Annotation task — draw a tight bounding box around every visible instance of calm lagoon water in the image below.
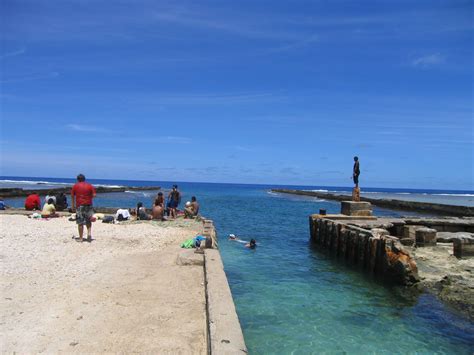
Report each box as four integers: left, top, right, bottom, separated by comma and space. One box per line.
2, 177, 474, 353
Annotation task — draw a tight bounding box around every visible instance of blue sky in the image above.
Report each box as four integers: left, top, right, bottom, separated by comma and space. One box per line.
1, 0, 473, 189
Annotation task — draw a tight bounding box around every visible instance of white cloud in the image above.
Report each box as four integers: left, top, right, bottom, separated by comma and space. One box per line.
66, 124, 103, 132
411, 53, 445, 68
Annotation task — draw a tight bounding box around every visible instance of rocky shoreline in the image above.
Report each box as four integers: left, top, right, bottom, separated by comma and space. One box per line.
272, 188, 474, 217
0, 185, 161, 198
309, 213, 474, 321
409, 244, 474, 320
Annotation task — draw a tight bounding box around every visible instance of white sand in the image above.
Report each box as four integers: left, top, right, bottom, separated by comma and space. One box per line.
0, 214, 207, 353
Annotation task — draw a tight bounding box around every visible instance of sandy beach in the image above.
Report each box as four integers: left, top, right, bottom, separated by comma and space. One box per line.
0, 214, 207, 353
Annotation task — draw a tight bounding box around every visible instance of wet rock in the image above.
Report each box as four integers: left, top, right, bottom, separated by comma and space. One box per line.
382, 239, 419, 285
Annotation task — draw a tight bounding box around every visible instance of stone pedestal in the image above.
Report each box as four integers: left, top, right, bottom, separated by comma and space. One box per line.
352, 187, 360, 202
403, 225, 424, 243
453, 238, 474, 258
341, 201, 372, 216
415, 228, 437, 247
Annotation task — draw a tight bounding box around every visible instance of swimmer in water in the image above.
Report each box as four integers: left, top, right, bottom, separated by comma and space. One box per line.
229, 234, 239, 240
245, 239, 257, 249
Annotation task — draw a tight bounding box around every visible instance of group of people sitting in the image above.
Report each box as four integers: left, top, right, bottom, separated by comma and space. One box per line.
135, 185, 200, 221
21, 184, 200, 221
24, 191, 69, 217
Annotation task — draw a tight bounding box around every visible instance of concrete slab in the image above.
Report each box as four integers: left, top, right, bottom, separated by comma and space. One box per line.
204, 249, 247, 354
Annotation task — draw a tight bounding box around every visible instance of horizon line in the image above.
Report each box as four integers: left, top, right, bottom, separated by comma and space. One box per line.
0, 175, 473, 193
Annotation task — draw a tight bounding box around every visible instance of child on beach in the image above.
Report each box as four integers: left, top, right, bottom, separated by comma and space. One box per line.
44, 191, 56, 207
41, 198, 59, 218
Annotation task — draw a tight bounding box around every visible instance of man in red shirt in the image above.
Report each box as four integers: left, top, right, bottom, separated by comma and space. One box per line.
25, 194, 41, 210
71, 174, 96, 242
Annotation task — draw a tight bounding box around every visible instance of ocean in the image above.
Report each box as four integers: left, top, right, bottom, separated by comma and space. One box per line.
1, 176, 474, 353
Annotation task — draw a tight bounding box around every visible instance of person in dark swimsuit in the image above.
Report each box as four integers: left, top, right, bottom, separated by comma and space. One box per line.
353, 156, 360, 188
167, 185, 181, 219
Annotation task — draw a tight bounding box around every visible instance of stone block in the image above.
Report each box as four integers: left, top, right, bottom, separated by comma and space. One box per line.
403, 225, 424, 240
437, 232, 474, 243
352, 187, 360, 202
415, 228, 437, 247
341, 201, 372, 216
453, 238, 474, 258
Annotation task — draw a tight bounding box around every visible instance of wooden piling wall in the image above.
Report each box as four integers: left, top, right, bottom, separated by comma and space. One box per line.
310, 215, 419, 285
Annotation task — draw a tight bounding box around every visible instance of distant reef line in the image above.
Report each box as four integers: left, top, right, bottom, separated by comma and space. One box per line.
0, 186, 161, 198
271, 189, 474, 217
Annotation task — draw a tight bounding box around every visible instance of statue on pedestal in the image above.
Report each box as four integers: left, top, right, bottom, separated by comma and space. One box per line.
352, 156, 360, 202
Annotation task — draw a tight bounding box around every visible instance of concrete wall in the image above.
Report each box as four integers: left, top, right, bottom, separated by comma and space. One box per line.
204, 249, 247, 354
309, 215, 419, 285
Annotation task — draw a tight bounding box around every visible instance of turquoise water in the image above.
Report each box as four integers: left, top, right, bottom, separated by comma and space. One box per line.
203, 187, 474, 354
2, 177, 474, 353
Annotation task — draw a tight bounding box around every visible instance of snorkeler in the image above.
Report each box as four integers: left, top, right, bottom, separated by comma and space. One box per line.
229, 234, 257, 249
245, 239, 257, 249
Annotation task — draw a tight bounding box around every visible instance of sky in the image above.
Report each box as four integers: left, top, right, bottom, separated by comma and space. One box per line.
0, 0, 473, 189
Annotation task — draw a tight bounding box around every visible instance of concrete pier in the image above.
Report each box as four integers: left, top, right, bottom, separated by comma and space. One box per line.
309, 214, 420, 285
